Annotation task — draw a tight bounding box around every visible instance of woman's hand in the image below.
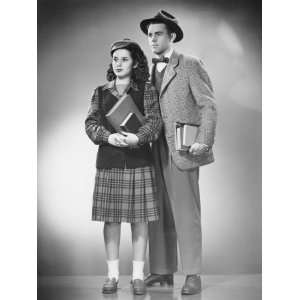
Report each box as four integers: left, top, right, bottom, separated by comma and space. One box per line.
121, 132, 139, 147
108, 133, 128, 147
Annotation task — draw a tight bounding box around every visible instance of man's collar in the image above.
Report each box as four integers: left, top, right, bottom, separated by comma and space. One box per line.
154, 47, 174, 60
103, 79, 139, 91
163, 47, 174, 59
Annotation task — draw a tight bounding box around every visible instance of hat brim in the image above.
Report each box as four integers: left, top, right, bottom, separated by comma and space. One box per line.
140, 17, 183, 43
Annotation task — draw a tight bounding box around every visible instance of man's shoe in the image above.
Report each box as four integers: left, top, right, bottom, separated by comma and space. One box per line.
102, 277, 118, 294
181, 274, 202, 295
144, 273, 174, 287
132, 279, 146, 295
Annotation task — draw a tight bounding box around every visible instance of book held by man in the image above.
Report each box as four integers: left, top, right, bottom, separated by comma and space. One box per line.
175, 122, 199, 151
105, 93, 145, 132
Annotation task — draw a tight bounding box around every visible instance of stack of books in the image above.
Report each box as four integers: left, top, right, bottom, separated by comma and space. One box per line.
105, 94, 145, 133
175, 122, 199, 151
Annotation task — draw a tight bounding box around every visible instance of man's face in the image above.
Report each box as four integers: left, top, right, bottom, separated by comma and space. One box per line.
147, 23, 172, 55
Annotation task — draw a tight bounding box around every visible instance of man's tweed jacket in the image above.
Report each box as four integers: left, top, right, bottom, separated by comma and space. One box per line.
152, 50, 217, 170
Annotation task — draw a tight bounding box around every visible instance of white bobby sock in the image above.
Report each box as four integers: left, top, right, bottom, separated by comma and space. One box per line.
107, 259, 119, 280
132, 260, 145, 280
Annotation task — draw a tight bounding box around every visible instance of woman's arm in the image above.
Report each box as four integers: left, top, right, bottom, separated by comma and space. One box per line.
135, 83, 163, 146
85, 87, 112, 145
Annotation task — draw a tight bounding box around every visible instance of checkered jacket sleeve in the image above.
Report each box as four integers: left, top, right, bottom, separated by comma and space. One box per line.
85, 87, 111, 145
136, 82, 163, 146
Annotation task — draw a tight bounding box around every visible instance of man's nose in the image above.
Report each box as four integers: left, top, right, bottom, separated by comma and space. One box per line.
151, 36, 157, 43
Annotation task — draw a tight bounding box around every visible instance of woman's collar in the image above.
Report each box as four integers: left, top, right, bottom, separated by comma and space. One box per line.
103, 79, 139, 91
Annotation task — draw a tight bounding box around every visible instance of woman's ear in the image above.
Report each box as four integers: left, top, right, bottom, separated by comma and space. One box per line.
133, 62, 138, 69
170, 32, 176, 43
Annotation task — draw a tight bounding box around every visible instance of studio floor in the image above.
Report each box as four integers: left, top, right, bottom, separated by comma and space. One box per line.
38, 274, 261, 300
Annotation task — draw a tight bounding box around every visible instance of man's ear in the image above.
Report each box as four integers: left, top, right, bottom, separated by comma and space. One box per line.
170, 32, 177, 43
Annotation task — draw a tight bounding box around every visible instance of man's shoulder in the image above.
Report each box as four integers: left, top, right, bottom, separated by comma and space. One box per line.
176, 52, 214, 91
177, 53, 203, 67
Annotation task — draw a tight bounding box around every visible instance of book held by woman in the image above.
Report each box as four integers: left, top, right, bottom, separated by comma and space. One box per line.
105, 93, 145, 132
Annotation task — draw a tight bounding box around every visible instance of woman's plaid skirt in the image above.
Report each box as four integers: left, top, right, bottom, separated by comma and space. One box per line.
92, 166, 159, 223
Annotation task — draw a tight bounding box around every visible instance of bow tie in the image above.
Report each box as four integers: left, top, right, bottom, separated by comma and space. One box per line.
152, 56, 169, 64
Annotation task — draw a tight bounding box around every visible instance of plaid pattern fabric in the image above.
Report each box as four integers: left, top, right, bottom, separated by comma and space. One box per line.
135, 82, 162, 146
85, 87, 111, 146
92, 166, 159, 223
85, 80, 162, 147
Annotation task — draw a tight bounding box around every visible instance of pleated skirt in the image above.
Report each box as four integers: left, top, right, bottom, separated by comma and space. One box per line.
92, 166, 159, 223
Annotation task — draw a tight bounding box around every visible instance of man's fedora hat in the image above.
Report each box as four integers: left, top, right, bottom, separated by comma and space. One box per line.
140, 10, 183, 43
110, 38, 141, 56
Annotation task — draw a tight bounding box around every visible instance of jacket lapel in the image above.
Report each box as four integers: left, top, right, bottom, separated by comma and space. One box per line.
159, 50, 179, 98
150, 63, 156, 86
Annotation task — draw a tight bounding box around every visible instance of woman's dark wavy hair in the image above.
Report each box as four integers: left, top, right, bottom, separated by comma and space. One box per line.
106, 44, 150, 84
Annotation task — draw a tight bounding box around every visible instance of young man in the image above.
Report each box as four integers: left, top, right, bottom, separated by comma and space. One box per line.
140, 10, 217, 295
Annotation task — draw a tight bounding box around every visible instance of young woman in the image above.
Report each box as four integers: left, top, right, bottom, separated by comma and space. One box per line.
85, 39, 162, 295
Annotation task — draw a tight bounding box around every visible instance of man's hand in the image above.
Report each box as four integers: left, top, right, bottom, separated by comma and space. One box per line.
108, 133, 128, 147
189, 143, 209, 156
121, 132, 139, 147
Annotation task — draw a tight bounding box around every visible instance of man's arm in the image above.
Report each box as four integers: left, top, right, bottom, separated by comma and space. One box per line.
188, 58, 217, 147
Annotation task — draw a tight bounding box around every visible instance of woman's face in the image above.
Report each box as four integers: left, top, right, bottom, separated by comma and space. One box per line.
112, 48, 134, 80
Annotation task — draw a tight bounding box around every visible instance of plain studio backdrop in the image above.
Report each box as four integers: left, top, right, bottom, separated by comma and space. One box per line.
38, 0, 261, 276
